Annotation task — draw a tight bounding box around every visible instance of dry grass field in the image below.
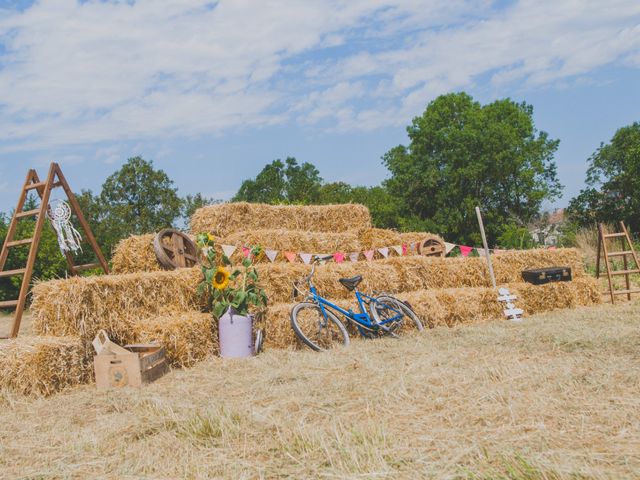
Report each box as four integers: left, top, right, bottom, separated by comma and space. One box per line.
1, 301, 640, 479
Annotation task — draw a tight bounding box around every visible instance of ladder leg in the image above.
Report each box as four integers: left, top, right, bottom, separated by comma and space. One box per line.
600, 224, 615, 304
9, 164, 56, 338
596, 224, 602, 279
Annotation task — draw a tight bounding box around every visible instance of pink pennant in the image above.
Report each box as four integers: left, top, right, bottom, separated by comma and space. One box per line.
284, 251, 297, 263
333, 252, 345, 263
349, 252, 360, 262
459, 245, 473, 257
242, 246, 251, 258
363, 249, 375, 261
402, 244, 407, 256
299, 253, 312, 265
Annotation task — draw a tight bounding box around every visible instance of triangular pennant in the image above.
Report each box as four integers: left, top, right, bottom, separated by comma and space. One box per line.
459, 245, 473, 257
493, 248, 505, 255
299, 253, 312, 265
392, 245, 403, 256
221, 244, 236, 258
409, 242, 417, 253
377, 247, 389, 258
265, 249, 278, 262
402, 244, 408, 256
333, 252, 345, 264
363, 249, 375, 261
242, 246, 251, 258
349, 252, 360, 262
284, 251, 297, 263
444, 242, 456, 255
477, 248, 487, 257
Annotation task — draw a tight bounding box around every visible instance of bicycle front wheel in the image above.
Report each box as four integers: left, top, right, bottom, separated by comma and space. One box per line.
290, 302, 350, 351
369, 295, 424, 336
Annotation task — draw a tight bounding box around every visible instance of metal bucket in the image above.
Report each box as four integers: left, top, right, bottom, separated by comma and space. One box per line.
218, 308, 254, 358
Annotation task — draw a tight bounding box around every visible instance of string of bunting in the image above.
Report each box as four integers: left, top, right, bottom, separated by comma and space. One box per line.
214, 240, 556, 264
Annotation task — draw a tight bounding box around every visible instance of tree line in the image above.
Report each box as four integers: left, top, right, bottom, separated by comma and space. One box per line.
0, 91, 638, 301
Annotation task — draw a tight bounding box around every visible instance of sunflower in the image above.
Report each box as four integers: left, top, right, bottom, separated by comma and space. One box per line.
212, 267, 230, 290
207, 233, 215, 242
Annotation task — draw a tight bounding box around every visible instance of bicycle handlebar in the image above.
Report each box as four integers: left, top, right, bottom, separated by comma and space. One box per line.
292, 254, 333, 299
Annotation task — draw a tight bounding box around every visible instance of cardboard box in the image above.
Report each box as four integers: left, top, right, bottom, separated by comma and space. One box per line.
93, 330, 168, 390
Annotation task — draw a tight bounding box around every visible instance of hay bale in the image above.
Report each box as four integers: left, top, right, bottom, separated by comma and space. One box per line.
31, 268, 204, 342
190, 202, 372, 236
263, 277, 601, 348
358, 228, 402, 250
111, 234, 162, 274
136, 312, 216, 368
0, 336, 92, 396
31, 249, 587, 335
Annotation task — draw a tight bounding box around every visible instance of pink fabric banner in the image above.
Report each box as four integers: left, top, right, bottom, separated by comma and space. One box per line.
402, 244, 408, 256
363, 249, 375, 261
333, 252, 345, 263
459, 245, 473, 257
284, 251, 297, 263
242, 246, 251, 258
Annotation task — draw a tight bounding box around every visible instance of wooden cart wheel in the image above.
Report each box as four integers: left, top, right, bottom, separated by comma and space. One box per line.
417, 235, 445, 257
153, 229, 200, 270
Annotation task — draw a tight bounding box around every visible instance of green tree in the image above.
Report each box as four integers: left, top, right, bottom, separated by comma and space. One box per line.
234, 157, 322, 204
183, 193, 220, 224
567, 122, 640, 232
91, 157, 182, 256
383, 92, 562, 244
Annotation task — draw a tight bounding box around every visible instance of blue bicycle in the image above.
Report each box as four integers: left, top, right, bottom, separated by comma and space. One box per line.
290, 255, 424, 351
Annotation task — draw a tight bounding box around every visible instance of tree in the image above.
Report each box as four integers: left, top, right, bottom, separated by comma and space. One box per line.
318, 182, 400, 228
182, 193, 220, 229
383, 92, 562, 244
234, 157, 322, 204
93, 157, 182, 255
567, 122, 640, 232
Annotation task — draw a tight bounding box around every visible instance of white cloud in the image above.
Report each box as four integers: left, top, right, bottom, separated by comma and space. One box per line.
0, 0, 638, 153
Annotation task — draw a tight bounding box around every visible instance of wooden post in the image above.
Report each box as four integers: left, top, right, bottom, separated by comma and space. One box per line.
475, 206, 497, 289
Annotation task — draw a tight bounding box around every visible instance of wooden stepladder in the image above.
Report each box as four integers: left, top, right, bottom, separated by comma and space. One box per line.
0, 163, 109, 339
596, 221, 640, 304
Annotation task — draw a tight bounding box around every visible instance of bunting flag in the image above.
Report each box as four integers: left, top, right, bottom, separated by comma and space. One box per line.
242, 246, 251, 258
402, 244, 408, 256
363, 249, 375, 261
377, 247, 389, 258
284, 251, 297, 263
392, 245, 403, 256
444, 242, 456, 255
459, 245, 473, 257
333, 252, 345, 263
299, 253, 312, 265
493, 249, 505, 255
477, 249, 487, 257
265, 249, 278, 263
221, 244, 236, 258
349, 252, 360, 262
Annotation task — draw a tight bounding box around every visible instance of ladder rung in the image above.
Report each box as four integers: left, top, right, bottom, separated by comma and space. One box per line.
610, 289, 640, 295
604, 232, 626, 238
610, 269, 640, 276
15, 208, 40, 218
607, 250, 633, 257
0, 268, 26, 278
24, 181, 47, 191
6, 238, 33, 247
0, 300, 19, 308
73, 263, 100, 272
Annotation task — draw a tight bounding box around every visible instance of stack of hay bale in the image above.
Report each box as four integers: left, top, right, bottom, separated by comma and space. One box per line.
1, 202, 601, 396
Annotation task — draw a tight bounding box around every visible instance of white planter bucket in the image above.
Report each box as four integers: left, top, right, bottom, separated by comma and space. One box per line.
218, 308, 254, 358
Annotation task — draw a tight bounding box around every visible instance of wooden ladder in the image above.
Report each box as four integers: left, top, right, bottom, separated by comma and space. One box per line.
0, 163, 109, 339
596, 221, 640, 304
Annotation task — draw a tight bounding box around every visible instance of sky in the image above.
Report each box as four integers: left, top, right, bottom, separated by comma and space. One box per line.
0, 0, 639, 213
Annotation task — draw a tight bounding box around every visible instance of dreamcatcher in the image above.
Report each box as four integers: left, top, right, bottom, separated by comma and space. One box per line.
47, 199, 83, 254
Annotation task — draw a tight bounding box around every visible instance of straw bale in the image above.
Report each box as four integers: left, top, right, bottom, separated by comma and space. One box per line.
263, 277, 601, 348
190, 202, 372, 236
358, 228, 402, 250
31, 268, 204, 342
111, 234, 162, 274
0, 336, 92, 396
135, 312, 216, 368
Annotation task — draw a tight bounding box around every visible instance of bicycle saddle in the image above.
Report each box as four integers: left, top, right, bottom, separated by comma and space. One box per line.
339, 275, 363, 291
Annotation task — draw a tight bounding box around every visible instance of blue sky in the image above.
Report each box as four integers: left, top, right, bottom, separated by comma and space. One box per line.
0, 0, 639, 213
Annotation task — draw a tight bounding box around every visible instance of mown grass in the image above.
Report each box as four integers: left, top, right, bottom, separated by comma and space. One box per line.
1, 301, 639, 479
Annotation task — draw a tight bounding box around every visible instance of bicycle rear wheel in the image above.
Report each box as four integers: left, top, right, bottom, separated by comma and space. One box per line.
290, 302, 350, 351
369, 295, 423, 336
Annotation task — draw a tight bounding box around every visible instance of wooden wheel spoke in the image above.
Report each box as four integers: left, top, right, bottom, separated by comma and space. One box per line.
154, 229, 200, 270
